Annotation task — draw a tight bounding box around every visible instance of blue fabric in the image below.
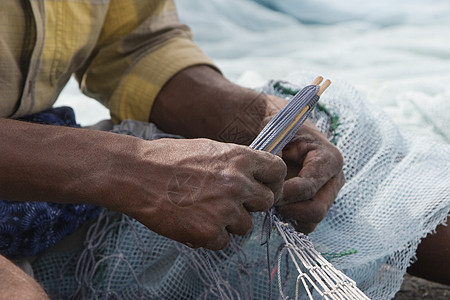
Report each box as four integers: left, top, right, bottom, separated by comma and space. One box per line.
0, 107, 101, 257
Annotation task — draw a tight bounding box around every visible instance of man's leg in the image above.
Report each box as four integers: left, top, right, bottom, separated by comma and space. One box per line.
407, 216, 450, 285
0, 254, 49, 299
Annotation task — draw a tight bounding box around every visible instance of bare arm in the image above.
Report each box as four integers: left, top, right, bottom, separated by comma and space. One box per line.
0, 118, 139, 206
0, 65, 342, 248
150, 65, 283, 144
0, 112, 285, 296
0, 116, 285, 249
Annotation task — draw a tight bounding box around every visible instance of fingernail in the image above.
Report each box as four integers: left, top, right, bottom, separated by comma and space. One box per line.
184, 242, 194, 248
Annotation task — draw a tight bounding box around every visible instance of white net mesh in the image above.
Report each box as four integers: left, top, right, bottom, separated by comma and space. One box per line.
32, 72, 450, 299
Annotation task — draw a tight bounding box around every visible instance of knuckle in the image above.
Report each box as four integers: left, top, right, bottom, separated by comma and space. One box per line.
226, 182, 241, 196
233, 145, 252, 159
220, 173, 247, 196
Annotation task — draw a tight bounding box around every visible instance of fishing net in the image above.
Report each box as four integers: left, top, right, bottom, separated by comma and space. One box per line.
32, 72, 450, 299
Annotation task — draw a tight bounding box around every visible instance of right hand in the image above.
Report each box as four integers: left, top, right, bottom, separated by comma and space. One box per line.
107, 138, 286, 250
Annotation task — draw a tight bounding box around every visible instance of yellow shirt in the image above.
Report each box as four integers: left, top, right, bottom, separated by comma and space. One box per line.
0, 0, 217, 122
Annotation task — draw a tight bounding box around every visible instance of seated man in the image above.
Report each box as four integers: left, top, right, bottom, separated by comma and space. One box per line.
0, 1, 448, 299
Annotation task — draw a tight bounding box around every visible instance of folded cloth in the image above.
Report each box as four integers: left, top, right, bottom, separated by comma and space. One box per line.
0, 107, 101, 257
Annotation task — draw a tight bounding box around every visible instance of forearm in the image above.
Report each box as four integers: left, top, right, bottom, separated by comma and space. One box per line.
150, 65, 286, 145
0, 118, 141, 208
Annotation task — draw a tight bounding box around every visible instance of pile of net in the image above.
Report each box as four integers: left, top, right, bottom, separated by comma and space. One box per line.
32, 72, 450, 299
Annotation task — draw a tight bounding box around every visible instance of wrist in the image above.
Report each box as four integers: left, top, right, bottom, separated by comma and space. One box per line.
219, 92, 288, 145
151, 65, 288, 145
86, 134, 151, 211
217, 92, 280, 145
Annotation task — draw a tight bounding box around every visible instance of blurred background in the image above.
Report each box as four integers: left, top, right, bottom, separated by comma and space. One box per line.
56, 0, 450, 141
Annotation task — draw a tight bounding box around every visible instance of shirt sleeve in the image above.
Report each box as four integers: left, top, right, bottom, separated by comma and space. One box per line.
76, 0, 219, 123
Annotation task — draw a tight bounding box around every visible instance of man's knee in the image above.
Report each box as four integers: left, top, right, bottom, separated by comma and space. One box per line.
0, 255, 49, 299
407, 217, 450, 286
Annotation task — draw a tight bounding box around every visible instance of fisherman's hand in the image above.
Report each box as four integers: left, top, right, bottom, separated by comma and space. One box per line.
275, 120, 345, 233
112, 138, 286, 250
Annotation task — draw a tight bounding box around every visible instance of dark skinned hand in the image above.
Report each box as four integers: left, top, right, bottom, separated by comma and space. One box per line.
150, 66, 344, 237
275, 119, 345, 233
260, 94, 345, 234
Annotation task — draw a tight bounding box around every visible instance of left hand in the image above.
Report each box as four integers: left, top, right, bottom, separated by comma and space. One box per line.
275, 119, 345, 234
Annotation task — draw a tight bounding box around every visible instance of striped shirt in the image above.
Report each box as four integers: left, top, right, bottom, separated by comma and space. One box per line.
0, 0, 216, 122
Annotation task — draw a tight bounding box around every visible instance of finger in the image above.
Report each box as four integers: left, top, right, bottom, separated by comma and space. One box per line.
226, 207, 254, 236
267, 180, 284, 205
251, 150, 287, 186
276, 172, 344, 223
276, 198, 329, 226
203, 227, 231, 251
249, 151, 286, 204
280, 150, 343, 204
240, 178, 276, 212
279, 177, 317, 204
279, 169, 344, 206
291, 220, 318, 234
282, 130, 343, 182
